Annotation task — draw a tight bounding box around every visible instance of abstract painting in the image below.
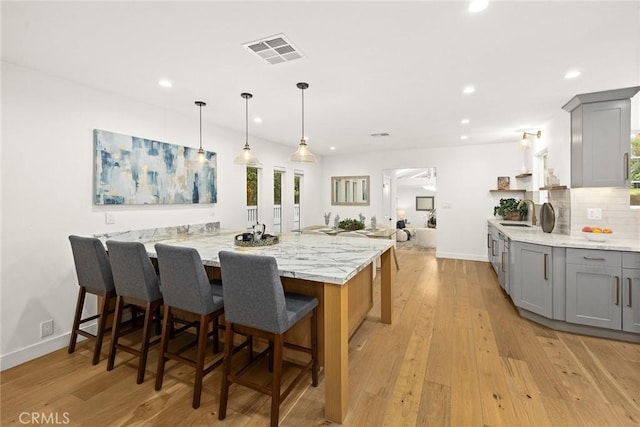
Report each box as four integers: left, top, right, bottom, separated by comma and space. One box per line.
94, 129, 217, 205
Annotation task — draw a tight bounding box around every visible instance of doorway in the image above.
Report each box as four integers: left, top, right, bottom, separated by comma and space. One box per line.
382, 167, 437, 230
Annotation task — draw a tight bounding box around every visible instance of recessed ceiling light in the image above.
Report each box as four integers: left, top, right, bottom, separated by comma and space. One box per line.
461, 135, 468, 140
253, 117, 263, 123
158, 79, 172, 88
461, 119, 470, 125
330, 146, 336, 150
463, 86, 475, 94
468, 1, 488, 13
564, 70, 581, 79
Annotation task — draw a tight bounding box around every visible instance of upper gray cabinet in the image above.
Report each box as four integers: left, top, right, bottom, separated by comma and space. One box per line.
562, 86, 639, 188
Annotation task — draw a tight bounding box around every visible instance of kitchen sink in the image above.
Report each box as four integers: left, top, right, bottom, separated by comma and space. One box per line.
500, 222, 531, 227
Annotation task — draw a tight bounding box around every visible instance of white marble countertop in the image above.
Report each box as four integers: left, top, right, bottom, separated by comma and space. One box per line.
97, 225, 393, 285
488, 219, 640, 252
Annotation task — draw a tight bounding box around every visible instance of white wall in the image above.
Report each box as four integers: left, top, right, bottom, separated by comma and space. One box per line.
322, 143, 525, 260
397, 187, 436, 228
0, 62, 322, 369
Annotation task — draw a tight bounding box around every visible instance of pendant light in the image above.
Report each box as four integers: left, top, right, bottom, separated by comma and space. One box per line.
195, 101, 207, 162
289, 82, 317, 163
233, 92, 261, 166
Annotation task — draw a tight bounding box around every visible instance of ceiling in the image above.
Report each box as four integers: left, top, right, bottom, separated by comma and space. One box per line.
3, 1, 639, 156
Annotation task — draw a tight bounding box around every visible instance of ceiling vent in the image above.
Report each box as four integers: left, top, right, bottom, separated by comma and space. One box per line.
243, 34, 304, 65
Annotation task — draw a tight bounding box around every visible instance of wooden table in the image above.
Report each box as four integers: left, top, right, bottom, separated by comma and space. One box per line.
103, 229, 395, 423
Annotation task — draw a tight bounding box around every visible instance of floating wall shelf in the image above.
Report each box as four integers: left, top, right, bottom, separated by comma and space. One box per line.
489, 189, 526, 193
515, 173, 532, 178
539, 185, 568, 191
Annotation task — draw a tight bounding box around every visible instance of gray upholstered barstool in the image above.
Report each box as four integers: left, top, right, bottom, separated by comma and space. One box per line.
153, 243, 225, 409
68, 235, 117, 365
105, 240, 163, 384
218, 250, 319, 427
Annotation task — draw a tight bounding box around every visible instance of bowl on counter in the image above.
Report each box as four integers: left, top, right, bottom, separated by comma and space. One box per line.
582, 231, 612, 242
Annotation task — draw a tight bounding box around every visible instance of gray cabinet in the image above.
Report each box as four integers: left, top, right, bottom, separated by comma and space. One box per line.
512, 242, 553, 317
562, 86, 639, 188
622, 252, 640, 333
487, 224, 508, 292
566, 249, 622, 329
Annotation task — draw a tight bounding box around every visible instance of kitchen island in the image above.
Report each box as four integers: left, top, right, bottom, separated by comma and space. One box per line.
488, 219, 640, 343
97, 223, 396, 423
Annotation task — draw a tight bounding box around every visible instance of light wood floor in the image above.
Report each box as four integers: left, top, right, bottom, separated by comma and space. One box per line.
2, 250, 640, 426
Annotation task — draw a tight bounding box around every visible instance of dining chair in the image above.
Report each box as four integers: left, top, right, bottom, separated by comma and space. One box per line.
68, 235, 117, 365
217, 250, 318, 427
153, 243, 225, 409
105, 240, 163, 384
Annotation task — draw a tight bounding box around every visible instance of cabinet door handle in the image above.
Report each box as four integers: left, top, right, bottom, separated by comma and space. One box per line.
615, 276, 620, 306
583, 256, 605, 261
543, 253, 548, 280
628, 277, 633, 308
492, 240, 497, 256
624, 153, 629, 180
502, 252, 506, 272
487, 233, 491, 248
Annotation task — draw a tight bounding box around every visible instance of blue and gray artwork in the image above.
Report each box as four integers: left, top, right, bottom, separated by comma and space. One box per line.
94, 129, 217, 205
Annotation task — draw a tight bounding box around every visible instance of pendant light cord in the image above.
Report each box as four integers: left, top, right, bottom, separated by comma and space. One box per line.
199, 104, 203, 150
301, 86, 305, 141
245, 96, 249, 145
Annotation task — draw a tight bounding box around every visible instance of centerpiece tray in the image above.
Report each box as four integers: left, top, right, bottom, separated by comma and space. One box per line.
234, 235, 279, 247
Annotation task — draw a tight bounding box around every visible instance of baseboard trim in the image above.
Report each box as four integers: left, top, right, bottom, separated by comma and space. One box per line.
0, 325, 96, 372
435, 251, 487, 262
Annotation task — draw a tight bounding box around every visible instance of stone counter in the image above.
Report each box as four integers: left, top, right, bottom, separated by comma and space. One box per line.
488, 219, 640, 252
95, 223, 394, 285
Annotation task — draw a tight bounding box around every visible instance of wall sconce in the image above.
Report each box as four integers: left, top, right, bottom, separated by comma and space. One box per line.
521, 130, 541, 148
520, 130, 540, 173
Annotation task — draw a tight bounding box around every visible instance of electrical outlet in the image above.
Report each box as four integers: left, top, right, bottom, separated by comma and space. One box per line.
587, 208, 602, 220
41, 320, 54, 338
105, 212, 115, 224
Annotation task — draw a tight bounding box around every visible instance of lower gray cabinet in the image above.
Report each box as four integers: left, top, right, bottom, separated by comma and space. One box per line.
512, 242, 553, 318
566, 249, 623, 330
622, 252, 640, 333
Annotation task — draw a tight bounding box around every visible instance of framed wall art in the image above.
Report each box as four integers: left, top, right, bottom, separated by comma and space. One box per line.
94, 129, 217, 205
416, 196, 434, 211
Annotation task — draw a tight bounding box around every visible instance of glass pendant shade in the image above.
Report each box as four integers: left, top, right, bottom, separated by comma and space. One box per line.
234, 93, 261, 166
290, 82, 317, 163
234, 143, 261, 165
289, 139, 317, 163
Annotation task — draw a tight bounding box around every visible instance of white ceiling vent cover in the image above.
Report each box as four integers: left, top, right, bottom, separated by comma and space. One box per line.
243, 34, 304, 64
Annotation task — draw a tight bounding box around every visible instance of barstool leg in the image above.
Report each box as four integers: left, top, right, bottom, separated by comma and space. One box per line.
192, 314, 210, 409
218, 324, 234, 420
270, 334, 284, 427
155, 305, 172, 391
107, 295, 125, 371
137, 301, 156, 384
68, 287, 86, 354
93, 291, 113, 365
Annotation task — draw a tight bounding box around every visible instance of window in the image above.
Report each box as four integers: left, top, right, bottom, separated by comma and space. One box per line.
631, 132, 640, 206
294, 175, 300, 205
273, 171, 282, 205
273, 170, 283, 232
246, 167, 258, 206
246, 167, 259, 224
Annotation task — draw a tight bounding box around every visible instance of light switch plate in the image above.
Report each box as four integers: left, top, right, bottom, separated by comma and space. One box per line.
587, 208, 602, 220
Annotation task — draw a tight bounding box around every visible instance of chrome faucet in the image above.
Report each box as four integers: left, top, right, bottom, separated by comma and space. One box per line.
518, 199, 537, 226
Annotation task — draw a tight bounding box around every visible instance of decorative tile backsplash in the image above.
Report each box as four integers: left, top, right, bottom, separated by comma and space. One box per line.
569, 188, 640, 238
548, 189, 571, 235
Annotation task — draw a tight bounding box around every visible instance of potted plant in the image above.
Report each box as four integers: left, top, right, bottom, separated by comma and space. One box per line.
338, 218, 365, 231
494, 198, 528, 220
